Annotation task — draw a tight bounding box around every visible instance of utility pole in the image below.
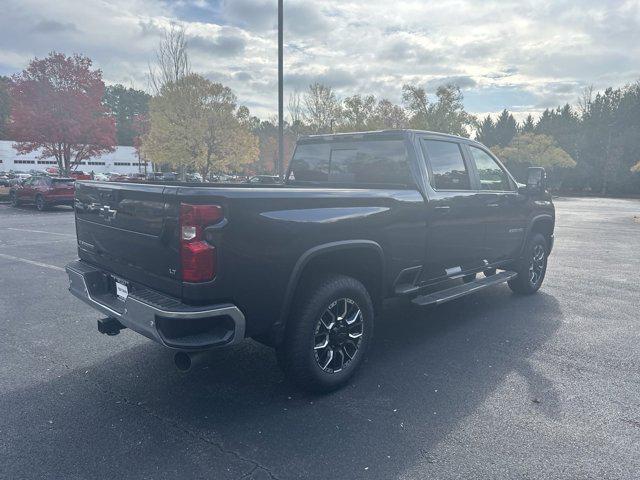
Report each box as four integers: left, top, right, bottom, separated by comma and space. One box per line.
278, 0, 284, 178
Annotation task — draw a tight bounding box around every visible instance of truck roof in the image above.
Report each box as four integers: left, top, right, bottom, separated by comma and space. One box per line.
299, 129, 485, 147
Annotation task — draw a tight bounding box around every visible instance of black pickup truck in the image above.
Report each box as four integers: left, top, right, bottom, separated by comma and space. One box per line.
66, 130, 554, 392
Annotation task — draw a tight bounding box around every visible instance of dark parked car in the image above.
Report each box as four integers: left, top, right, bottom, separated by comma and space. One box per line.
66, 130, 555, 391
10, 176, 75, 210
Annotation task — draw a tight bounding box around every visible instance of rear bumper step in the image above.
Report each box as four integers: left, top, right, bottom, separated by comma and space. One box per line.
65, 260, 245, 350
412, 271, 517, 307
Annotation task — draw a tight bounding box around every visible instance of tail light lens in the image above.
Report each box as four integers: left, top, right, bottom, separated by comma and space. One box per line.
179, 204, 224, 282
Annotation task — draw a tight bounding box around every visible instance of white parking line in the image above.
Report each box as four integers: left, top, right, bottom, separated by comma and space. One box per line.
0, 253, 66, 272
6, 228, 76, 238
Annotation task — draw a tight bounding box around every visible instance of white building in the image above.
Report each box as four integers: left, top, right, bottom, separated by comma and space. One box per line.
0, 141, 150, 175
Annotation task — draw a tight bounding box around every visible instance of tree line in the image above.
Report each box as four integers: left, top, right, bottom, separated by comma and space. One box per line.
0, 26, 638, 194
476, 87, 640, 195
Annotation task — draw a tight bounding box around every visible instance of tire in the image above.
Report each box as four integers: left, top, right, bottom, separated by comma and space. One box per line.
277, 274, 374, 393
508, 233, 548, 294
10, 191, 19, 207
35, 194, 47, 211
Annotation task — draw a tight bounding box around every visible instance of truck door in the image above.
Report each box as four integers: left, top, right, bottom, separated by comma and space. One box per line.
419, 138, 487, 283
465, 145, 526, 263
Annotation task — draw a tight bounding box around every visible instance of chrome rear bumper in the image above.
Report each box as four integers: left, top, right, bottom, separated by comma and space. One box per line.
66, 260, 245, 350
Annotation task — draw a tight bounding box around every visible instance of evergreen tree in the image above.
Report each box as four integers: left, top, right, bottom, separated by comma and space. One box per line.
493, 109, 518, 147
103, 85, 151, 146
520, 114, 536, 133
535, 104, 580, 159
476, 115, 497, 146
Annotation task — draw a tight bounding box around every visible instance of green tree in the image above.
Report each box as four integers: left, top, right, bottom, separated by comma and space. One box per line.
0, 75, 10, 140
143, 74, 258, 179
303, 83, 341, 134
520, 114, 536, 133
493, 133, 576, 186
372, 99, 408, 129
613, 82, 640, 192
476, 115, 497, 147
103, 85, 151, 146
340, 94, 377, 132
535, 105, 580, 159
493, 109, 518, 147
578, 87, 625, 194
402, 83, 475, 137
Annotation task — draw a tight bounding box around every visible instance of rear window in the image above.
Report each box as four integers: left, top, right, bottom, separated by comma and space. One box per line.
288, 139, 413, 186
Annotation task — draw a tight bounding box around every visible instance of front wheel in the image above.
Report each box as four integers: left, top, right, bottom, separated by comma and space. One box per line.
508, 233, 548, 294
277, 274, 374, 392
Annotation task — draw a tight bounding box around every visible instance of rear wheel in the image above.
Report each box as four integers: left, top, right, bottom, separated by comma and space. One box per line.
508, 233, 548, 294
35, 194, 47, 211
276, 274, 374, 392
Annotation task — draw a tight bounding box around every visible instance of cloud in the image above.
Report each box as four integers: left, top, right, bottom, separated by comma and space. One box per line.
285, 2, 330, 37
220, 0, 276, 31
188, 30, 246, 57
285, 68, 358, 90
425, 76, 478, 92
0, 0, 638, 119
376, 38, 444, 65
233, 71, 253, 81
31, 20, 79, 34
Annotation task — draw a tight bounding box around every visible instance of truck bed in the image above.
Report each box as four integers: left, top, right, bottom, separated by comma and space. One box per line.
73, 180, 425, 337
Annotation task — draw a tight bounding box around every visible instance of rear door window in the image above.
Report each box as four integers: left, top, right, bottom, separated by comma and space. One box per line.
421, 140, 471, 190
289, 139, 413, 186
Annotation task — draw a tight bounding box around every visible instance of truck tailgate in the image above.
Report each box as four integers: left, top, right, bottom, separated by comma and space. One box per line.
74, 181, 181, 297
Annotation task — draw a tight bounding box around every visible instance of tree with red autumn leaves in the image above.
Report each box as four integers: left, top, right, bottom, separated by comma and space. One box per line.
10, 52, 116, 175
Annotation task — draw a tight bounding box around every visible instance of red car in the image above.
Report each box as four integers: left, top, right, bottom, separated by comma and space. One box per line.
70, 171, 92, 180
46, 167, 92, 181
10, 176, 75, 211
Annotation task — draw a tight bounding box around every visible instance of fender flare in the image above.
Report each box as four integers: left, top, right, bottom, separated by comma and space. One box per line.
273, 240, 385, 340
519, 214, 554, 257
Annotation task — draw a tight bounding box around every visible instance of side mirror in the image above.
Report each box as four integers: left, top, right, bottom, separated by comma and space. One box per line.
526, 167, 546, 193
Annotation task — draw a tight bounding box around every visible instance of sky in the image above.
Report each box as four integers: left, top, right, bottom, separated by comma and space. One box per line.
1, 0, 639, 121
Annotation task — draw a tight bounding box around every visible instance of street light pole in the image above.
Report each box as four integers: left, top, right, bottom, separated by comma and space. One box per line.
278, 0, 284, 178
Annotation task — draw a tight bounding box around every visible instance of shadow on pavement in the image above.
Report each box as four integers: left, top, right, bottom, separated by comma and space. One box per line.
2, 287, 562, 479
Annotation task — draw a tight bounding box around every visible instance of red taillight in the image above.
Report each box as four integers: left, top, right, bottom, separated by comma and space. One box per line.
179, 204, 224, 282
181, 241, 216, 283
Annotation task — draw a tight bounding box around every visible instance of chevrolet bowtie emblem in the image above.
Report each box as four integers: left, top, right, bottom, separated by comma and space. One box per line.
98, 205, 117, 222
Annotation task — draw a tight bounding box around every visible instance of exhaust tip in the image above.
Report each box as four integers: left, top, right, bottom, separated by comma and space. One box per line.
174, 351, 192, 372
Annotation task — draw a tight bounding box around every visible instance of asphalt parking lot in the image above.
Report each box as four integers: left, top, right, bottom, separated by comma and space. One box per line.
1, 197, 639, 480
